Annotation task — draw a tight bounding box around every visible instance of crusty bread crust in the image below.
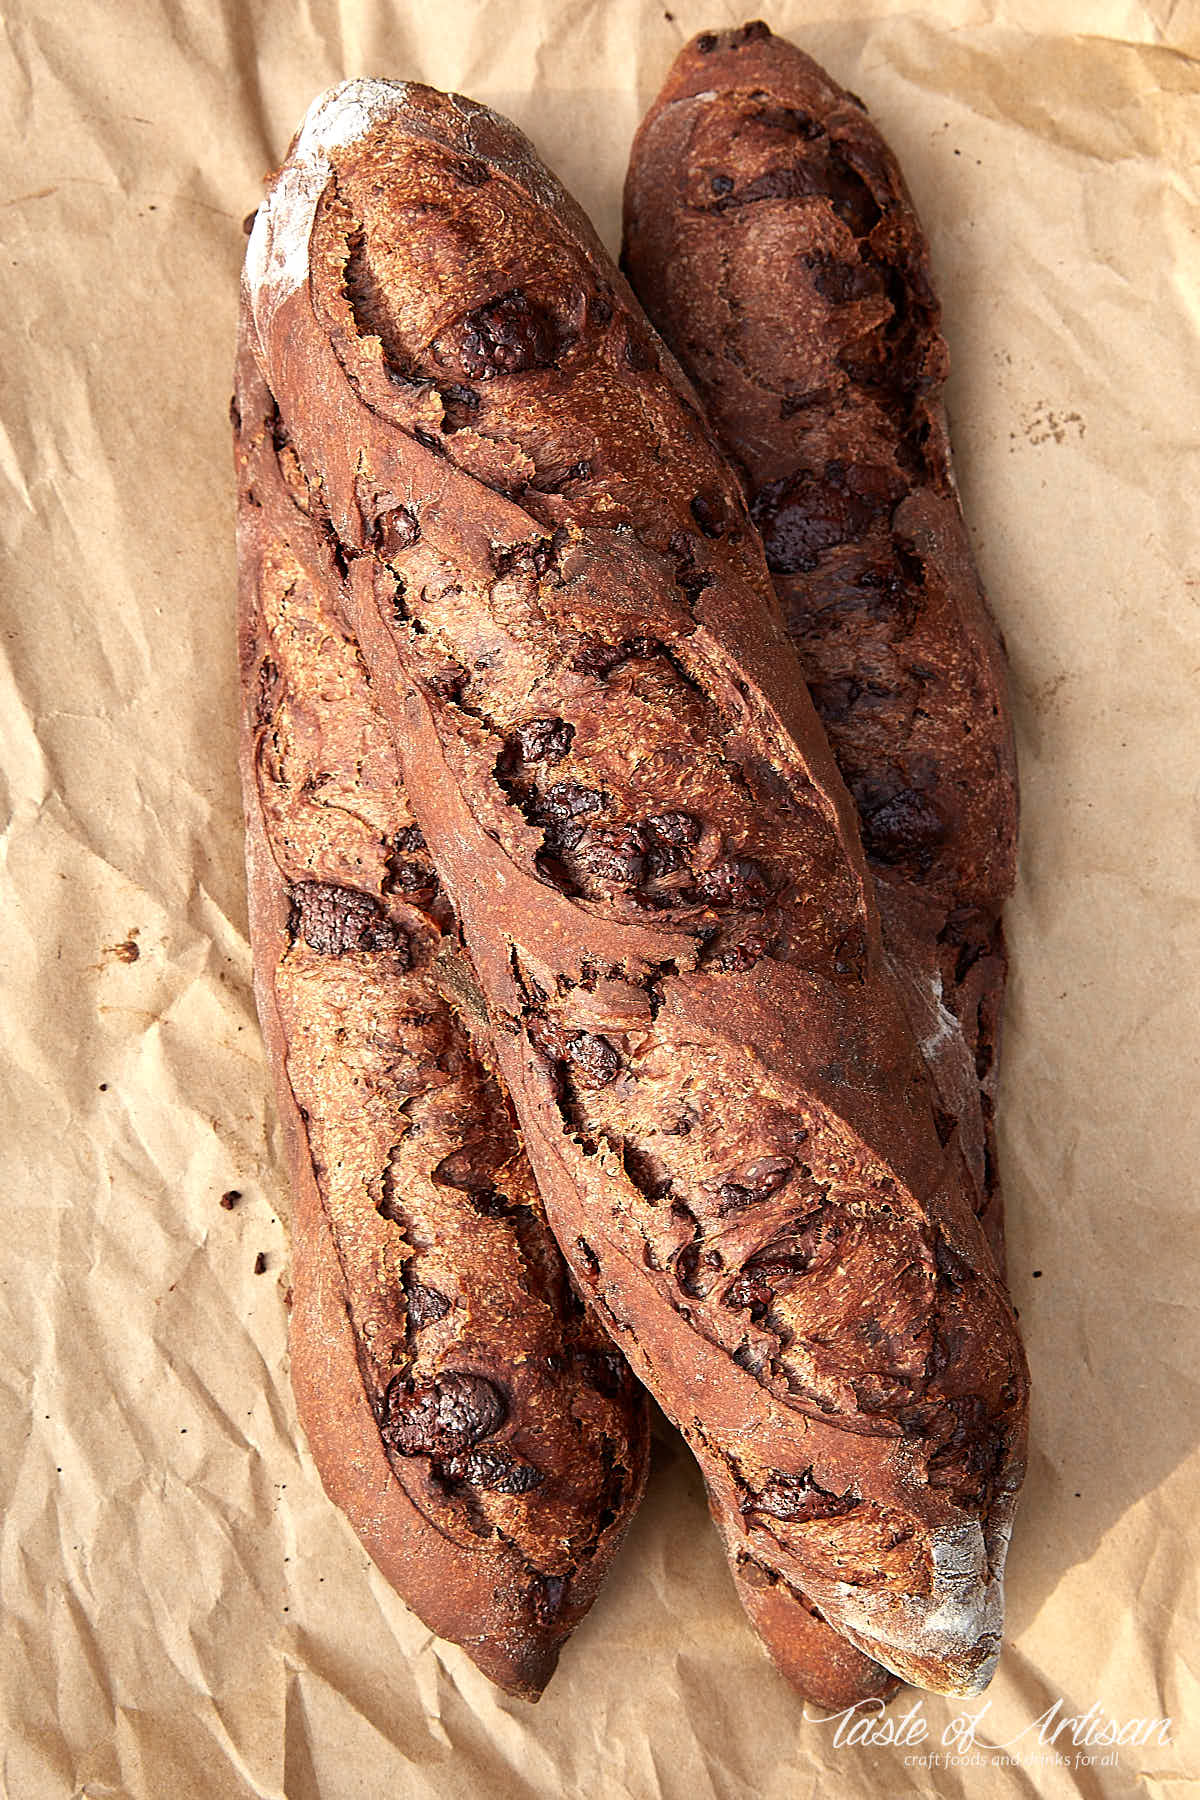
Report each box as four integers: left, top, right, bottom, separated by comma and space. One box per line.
623, 22, 1018, 1263
621, 23, 1021, 1701
244, 76, 1028, 1698
234, 326, 649, 1701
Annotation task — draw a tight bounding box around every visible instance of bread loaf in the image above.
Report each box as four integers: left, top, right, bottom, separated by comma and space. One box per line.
623, 22, 1017, 1266
243, 76, 1029, 1697
621, 20, 1021, 1702
234, 320, 648, 1701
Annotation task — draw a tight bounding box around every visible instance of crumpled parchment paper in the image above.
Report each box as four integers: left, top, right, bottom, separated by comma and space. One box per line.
1, 2, 1197, 1795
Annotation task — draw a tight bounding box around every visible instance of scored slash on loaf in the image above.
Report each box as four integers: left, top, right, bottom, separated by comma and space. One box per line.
239, 73, 1029, 1698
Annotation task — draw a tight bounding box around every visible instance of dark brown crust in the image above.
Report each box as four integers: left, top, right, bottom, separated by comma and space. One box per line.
620, 22, 1018, 907
622, 22, 1018, 1268
725, 1544, 900, 1710
234, 327, 649, 1701
621, 21, 1021, 1699
243, 77, 1028, 1697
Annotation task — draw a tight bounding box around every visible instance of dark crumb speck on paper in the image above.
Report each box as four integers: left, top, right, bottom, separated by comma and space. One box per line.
1032, 1269, 1042, 1278
221, 1190, 242, 1209
254, 1251, 268, 1274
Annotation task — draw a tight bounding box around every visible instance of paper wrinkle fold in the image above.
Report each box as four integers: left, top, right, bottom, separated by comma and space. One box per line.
1, 3, 1198, 1797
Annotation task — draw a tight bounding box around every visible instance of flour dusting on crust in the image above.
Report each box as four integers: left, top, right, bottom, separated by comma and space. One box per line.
244, 79, 409, 344
812, 1516, 1006, 1695
920, 969, 962, 1063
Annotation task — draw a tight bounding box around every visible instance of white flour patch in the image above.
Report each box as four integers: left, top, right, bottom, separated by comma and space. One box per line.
921, 968, 961, 1063
943, 425, 961, 495
244, 79, 409, 346
814, 1516, 1005, 1695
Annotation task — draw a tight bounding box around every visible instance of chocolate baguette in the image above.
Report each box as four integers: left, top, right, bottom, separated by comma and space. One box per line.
622, 22, 1018, 1270
621, 21, 1020, 1705
234, 327, 649, 1701
243, 78, 1028, 1696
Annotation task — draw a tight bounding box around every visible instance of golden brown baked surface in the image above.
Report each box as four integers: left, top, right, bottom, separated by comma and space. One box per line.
243, 76, 1028, 1698
234, 325, 649, 1701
